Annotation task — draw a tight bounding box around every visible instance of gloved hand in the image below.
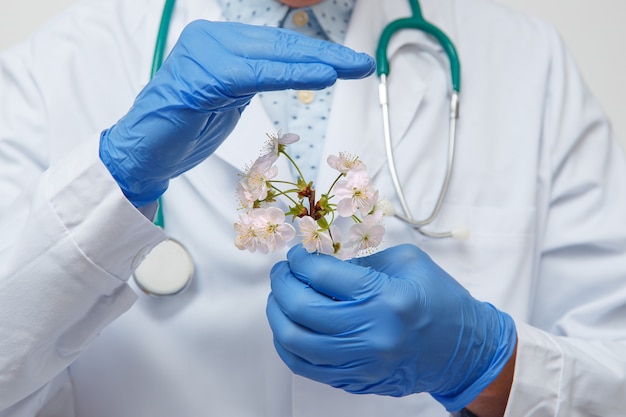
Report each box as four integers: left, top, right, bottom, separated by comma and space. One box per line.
267, 244, 517, 411
100, 20, 375, 207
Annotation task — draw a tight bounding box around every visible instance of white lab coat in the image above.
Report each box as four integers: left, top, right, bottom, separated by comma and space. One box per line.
1, 0, 626, 415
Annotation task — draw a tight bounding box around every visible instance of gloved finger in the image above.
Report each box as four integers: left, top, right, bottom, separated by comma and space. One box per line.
271, 338, 347, 383
271, 337, 345, 385
241, 29, 375, 80
266, 294, 363, 366
286, 245, 386, 301
272, 335, 392, 395
184, 21, 376, 79
270, 261, 364, 334
160, 54, 340, 109
217, 60, 342, 95
349, 244, 432, 278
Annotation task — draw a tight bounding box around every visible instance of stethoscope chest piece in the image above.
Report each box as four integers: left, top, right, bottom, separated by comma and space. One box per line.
133, 238, 194, 296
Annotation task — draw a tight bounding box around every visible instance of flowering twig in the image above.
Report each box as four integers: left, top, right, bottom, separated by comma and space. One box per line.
234, 132, 391, 258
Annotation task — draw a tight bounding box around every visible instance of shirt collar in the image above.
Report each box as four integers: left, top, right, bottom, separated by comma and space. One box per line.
216, 0, 355, 44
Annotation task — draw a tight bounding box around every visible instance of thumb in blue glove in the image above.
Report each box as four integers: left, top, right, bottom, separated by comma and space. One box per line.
266, 244, 517, 411
100, 20, 375, 207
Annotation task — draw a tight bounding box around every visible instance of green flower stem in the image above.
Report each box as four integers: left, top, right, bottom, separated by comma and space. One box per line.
281, 150, 306, 182
270, 184, 300, 206
326, 173, 345, 195
269, 179, 299, 187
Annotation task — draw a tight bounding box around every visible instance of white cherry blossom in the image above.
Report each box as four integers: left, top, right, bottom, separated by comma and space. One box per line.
234, 211, 265, 253
327, 152, 365, 173
234, 207, 295, 253
234, 133, 386, 258
334, 170, 379, 217
296, 216, 335, 255
237, 157, 278, 208
366, 197, 396, 224
348, 222, 386, 255
260, 132, 300, 163
256, 207, 296, 252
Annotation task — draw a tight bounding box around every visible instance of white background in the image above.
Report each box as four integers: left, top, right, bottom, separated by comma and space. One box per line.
1, 0, 625, 149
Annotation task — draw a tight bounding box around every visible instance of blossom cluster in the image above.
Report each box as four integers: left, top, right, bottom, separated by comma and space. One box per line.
234, 133, 391, 258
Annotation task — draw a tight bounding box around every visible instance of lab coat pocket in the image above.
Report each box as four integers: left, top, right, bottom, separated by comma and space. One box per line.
387, 202, 538, 316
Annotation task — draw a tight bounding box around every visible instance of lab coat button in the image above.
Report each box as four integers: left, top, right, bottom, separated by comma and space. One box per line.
293, 11, 309, 27
297, 90, 315, 104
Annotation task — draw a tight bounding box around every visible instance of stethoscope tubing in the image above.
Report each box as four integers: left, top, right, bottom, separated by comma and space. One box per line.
152, 0, 177, 229
381, 76, 460, 238
132, 0, 196, 298
376, 0, 465, 239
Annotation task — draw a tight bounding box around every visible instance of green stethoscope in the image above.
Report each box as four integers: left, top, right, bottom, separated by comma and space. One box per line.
376, 0, 466, 239
134, 0, 464, 296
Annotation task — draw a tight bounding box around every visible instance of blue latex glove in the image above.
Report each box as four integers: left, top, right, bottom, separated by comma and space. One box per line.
99, 20, 375, 207
267, 244, 517, 411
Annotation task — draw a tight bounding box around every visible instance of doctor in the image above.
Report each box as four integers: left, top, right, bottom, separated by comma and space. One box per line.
1, 0, 626, 417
